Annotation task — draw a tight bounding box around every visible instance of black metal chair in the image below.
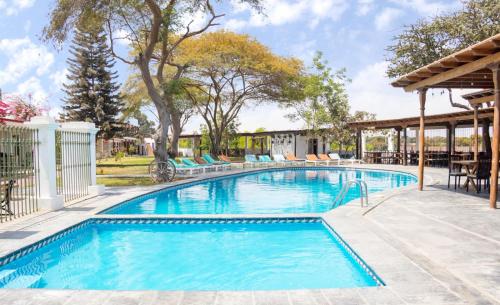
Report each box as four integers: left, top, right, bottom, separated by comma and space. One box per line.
467, 160, 491, 193
448, 163, 466, 190
1, 180, 15, 215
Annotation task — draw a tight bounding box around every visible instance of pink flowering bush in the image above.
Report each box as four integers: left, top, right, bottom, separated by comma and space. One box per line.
0, 94, 43, 122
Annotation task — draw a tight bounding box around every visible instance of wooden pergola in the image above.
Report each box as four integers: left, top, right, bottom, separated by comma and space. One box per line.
392, 33, 500, 208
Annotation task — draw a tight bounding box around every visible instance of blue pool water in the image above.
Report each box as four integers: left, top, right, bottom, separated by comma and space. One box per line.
105, 168, 416, 214
0, 219, 380, 290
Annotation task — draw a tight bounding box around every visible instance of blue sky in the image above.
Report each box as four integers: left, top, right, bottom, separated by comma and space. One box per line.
0, 0, 470, 133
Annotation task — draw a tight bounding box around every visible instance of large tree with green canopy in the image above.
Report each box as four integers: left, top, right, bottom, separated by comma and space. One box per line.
177, 31, 304, 154
386, 0, 500, 79
43, 0, 262, 162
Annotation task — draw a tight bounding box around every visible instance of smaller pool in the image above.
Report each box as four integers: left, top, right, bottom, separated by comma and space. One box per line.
0, 218, 382, 290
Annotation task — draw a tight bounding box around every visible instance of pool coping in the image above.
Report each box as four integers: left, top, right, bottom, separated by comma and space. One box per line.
0, 165, 445, 305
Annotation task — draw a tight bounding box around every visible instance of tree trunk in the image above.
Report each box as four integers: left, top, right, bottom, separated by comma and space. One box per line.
483, 119, 492, 158
154, 104, 170, 162
170, 112, 182, 157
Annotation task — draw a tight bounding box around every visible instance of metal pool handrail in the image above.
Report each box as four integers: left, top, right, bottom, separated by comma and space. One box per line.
332, 179, 369, 209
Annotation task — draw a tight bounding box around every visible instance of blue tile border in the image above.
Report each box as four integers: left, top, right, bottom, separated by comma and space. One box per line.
100, 166, 416, 214
0, 216, 383, 287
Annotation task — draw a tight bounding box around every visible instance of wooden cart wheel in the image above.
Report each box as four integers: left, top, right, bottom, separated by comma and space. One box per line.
149, 160, 176, 183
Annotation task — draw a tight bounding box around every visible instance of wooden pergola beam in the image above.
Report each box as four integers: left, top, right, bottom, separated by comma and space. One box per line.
404, 52, 500, 92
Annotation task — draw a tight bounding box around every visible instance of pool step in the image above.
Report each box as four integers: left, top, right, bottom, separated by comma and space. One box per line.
1, 274, 42, 288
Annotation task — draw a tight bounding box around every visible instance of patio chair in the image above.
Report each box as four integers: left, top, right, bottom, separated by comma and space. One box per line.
467, 160, 491, 193
218, 154, 246, 168
318, 154, 337, 165
273, 154, 295, 166
195, 156, 227, 171
244, 154, 262, 167
447, 163, 466, 190
258, 155, 277, 167
306, 154, 329, 166
180, 158, 211, 173
285, 153, 306, 166
329, 153, 363, 165
327, 153, 342, 165
202, 154, 231, 170
0, 180, 15, 216
170, 159, 203, 175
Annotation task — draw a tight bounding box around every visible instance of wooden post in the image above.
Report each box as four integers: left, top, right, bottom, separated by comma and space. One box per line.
418, 88, 427, 191
489, 64, 499, 209
450, 121, 456, 155
403, 126, 408, 166
473, 105, 479, 161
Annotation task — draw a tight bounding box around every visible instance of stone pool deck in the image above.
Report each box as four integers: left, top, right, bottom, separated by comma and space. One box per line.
0, 165, 499, 305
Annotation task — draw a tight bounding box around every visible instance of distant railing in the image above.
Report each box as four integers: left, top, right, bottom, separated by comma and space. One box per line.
0, 125, 40, 223
56, 129, 92, 203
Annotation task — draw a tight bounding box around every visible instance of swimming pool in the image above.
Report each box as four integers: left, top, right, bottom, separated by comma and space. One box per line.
0, 218, 382, 290
104, 168, 416, 214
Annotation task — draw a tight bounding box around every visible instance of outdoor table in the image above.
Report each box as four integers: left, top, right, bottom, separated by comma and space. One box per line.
451, 160, 478, 192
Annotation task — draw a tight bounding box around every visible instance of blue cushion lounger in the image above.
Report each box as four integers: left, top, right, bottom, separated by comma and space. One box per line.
202, 154, 231, 170
180, 158, 210, 173
244, 154, 261, 168
258, 155, 277, 167
171, 159, 203, 175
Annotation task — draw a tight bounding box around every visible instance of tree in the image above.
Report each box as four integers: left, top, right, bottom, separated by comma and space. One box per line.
62, 25, 123, 139
284, 52, 350, 151
121, 74, 195, 155
386, 0, 500, 78
44, 0, 262, 162
180, 31, 303, 154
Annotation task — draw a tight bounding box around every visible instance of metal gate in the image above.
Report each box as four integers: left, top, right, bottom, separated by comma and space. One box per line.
56, 130, 91, 203
0, 125, 40, 222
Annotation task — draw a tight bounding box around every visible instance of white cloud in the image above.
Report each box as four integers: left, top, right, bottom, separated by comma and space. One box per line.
0, 37, 54, 87
49, 68, 69, 90
224, 18, 248, 31
389, 0, 460, 16
357, 0, 374, 16
229, 0, 349, 29
1, 0, 35, 15
16, 76, 48, 105
374, 7, 403, 31
348, 61, 474, 120
112, 29, 133, 47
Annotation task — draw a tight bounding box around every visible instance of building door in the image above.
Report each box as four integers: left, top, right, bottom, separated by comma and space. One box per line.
308, 138, 318, 155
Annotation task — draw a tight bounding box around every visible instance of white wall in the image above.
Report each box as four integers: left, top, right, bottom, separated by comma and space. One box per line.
270, 134, 330, 158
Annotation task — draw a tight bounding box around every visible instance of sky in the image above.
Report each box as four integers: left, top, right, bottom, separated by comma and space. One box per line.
0, 0, 474, 133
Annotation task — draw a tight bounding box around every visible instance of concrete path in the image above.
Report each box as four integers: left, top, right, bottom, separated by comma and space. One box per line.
0, 165, 499, 305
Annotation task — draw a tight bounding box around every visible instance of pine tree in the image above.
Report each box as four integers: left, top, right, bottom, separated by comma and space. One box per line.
62, 25, 123, 139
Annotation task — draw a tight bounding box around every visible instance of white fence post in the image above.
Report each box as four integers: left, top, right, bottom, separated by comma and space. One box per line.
25, 116, 64, 211
60, 121, 105, 197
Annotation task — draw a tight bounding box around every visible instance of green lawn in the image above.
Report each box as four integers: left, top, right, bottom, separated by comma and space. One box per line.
96, 177, 157, 187
97, 156, 154, 175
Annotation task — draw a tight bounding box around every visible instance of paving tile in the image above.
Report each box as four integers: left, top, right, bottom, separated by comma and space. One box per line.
214, 291, 252, 305
253, 290, 290, 305
179, 291, 217, 305
288, 290, 328, 305
153, 291, 184, 305
321, 288, 366, 305
356, 287, 405, 305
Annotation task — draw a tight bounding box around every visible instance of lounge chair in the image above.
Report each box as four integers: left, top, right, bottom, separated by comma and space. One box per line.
180, 158, 211, 173
245, 154, 265, 167
202, 154, 231, 170
218, 154, 246, 168
170, 159, 203, 175
258, 155, 277, 167
329, 153, 363, 165
319, 153, 338, 165
328, 153, 341, 165
195, 156, 228, 171
306, 154, 329, 166
0, 180, 14, 216
285, 153, 306, 166
273, 154, 295, 166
